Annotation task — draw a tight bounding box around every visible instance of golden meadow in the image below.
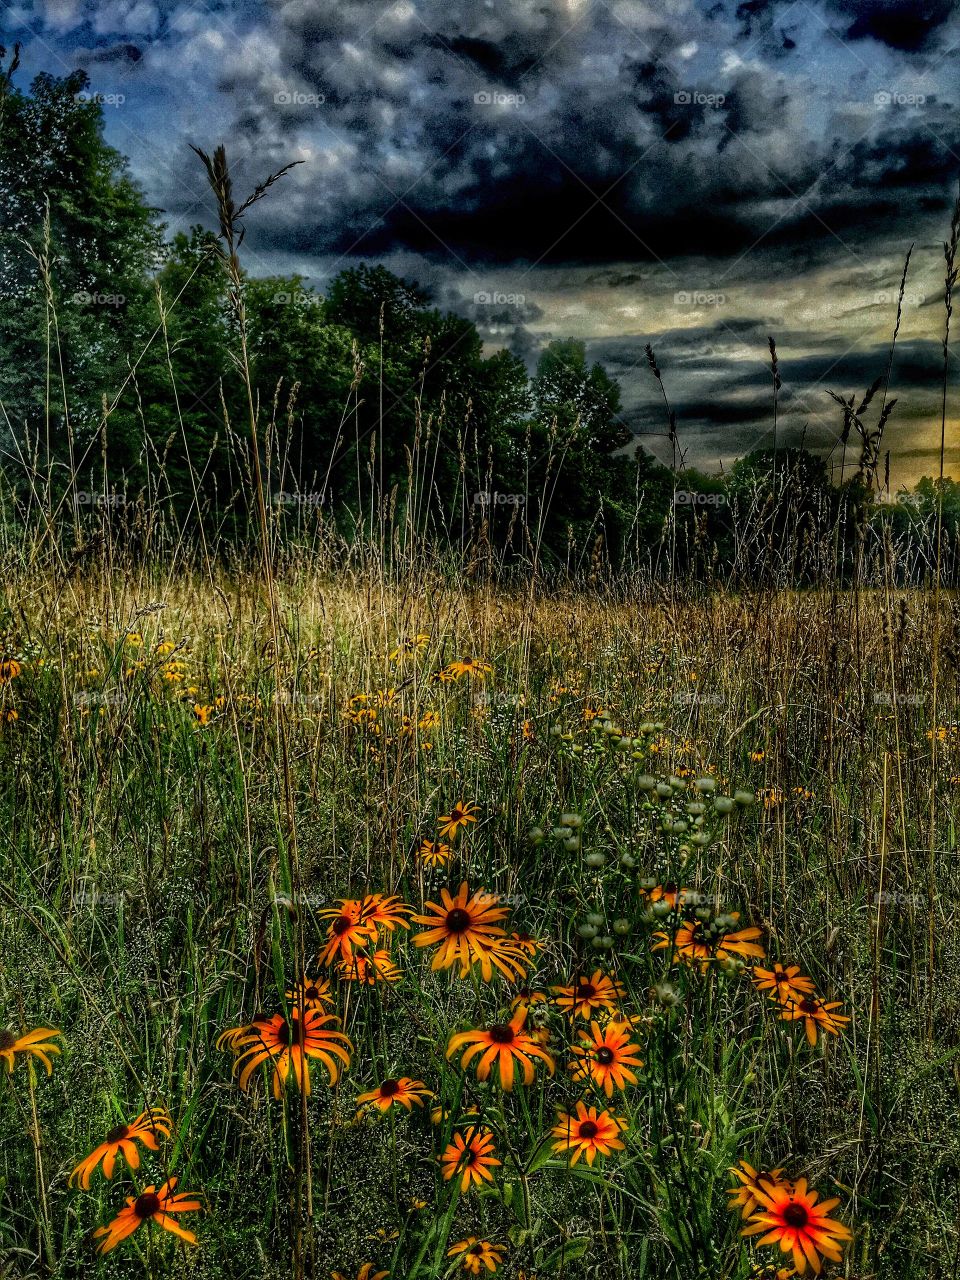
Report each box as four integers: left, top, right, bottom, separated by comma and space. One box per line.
1, 565, 958, 1279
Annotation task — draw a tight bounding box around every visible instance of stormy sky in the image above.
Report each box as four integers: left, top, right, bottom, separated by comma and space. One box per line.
5, 0, 960, 486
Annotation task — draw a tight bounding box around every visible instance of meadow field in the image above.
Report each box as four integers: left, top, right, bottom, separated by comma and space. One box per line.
1, 558, 958, 1280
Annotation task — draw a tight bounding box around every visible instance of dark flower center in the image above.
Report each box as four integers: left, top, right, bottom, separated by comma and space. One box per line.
799, 998, 818, 1014
276, 1017, 307, 1048
0, 1030, 16, 1051
468, 1243, 484, 1255
576, 983, 597, 1000
446, 908, 472, 934
782, 1202, 810, 1229
380, 1079, 400, 1096
332, 915, 354, 936
578, 1120, 599, 1139
596, 1046, 615, 1065
134, 1192, 162, 1220
489, 1024, 515, 1045
105, 1124, 130, 1144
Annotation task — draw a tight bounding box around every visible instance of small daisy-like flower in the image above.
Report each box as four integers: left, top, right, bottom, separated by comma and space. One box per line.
337, 947, 402, 984
552, 970, 625, 1020
569, 1020, 643, 1097
0, 658, 22, 683
550, 1100, 627, 1165
447, 1009, 555, 1089
447, 1238, 504, 1274
356, 1077, 432, 1112
752, 965, 815, 1004
192, 703, 214, 725
438, 801, 479, 839
70, 1108, 172, 1189
286, 976, 335, 1011
510, 988, 549, 1014
232, 1010, 352, 1097
418, 839, 453, 867
0, 1026, 62, 1075
318, 900, 379, 967
359, 893, 412, 933
331, 1265, 389, 1280
778, 993, 850, 1046
444, 658, 493, 681
389, 633, 430, 663
728, 1160, 789, 1218
412, 881, 510, 977
742, 1177, 852, 1275
439, 1128, 502, 1192
93, 1178, 201, 1253
652, 914, 765, 968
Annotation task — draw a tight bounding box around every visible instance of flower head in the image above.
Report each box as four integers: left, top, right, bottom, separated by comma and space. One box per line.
550, 1100, 627, 1165
728, 1160, 789, 1218
552, 970, 625, 1020
439, 1128, 501, 1192
0, 1026, 61, 1075
447, 1238, 504, 1274
778, 994, 850, 1046
447, 1009, 555, 1089
356, 1077, 432, 1112
742, 1177, 852, 1275
569, 1020, 643, 1097
93, 1178, 201, 1253
70, 1108, 172, 1190
413, 882, 522, 980
438, 802, 479, 839
752, 965, 815, 1003
231, 1010, 352, 1098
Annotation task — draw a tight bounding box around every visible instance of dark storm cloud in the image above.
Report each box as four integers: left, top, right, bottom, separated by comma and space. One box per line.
829, 0, 954, 52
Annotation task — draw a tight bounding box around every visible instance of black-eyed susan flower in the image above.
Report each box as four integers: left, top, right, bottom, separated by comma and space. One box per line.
445, 658, 493, 681
359, 893, 412, 933
69, 1108, 172, 1189
418, 839, 453, 868
286, 976, 335, 1011
438, 802, 479, 840
356, 1077, 432, 1112
509, 930, 542, 958
439, 1128, 501, 1191
389, 633, 430, 663
93, 1178, 201, 1253
446, 1009, 555, 1089
412, 882, 510, 976
232, 1010, 352, 1097
0, 1026, 61, 1075
0, 658, 22, 684
337, 947, 402, 984
510, 988, 549, 1014
569, 1020, 643, 1097
318, 900, 378, 967
728, 1161, 789, 1218
777, 993, 850, 1046
552, 970, 625, 1020
752, 965, 815, 1003
652, 913, 765, 968
447, 1238, 504, 1274
742, 1177, 852, 1275
550, 1100, 627, 1165
331, 1265, 389, 1280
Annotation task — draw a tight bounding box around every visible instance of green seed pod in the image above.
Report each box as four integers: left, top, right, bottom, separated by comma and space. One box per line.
593, 935, 614, 951
734, 789, 756, 807
571, 744, 583, 755
585, 852, 607, 869
639, 876, 658, 890
585, 911, 605, 927
652, 899, 673, 919
669, 775, 687, 791
713, 796, 735, 814
549, 724, 563, 737
653, 721, 666, 731
653, 982, 682, 1008
695, 906, 712, 922
551, 826, 573, 839
528, 827, 545, 845
616, 736, 632, 751
691, 833, 711, 848
560, 813, 583, 829
655, 783, 673, 799
620, 853, 637, 869
563, 836, 581, 853
612, 918, 631, 935
639, 721, 655, 734
577, 922, 598, 939
671, 820, 689, 835
636, 774, 657, 791
695, 776, 716, 793
686, 801, 706, 816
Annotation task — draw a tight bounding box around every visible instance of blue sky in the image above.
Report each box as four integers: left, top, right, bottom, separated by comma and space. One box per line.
3, 0, 959, 484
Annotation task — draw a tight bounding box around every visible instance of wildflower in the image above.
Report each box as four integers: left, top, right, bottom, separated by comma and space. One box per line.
192, 703, 214, 725
0, 1026, 61, 1075
3, 708, 18, 722
652, 913, 765, 967
389, 633, 430, 663
70, 1108, 172, 1189
93, 1178, 201, 1253
438, 801, 479, 839
570, 1020, 643, 1097
445, 658, 493, 681
550, 1101, 627, 1165
331, 1266, 388, 1280
778, 993, 850, 1047
231, 1010, 352, 1097
447, 1238, 504, 1274
286, 976, 335, 1011
0, 659, 21, 684
412, 881, 511, 976
419, 839, 453, 867
447, 1008, 555, 1089
552, 970, 625, 1020
359, 893, 412, 933
356, 1077, 432, 1112
418, 710, 441, 731
510, 988, 549, 1014
318, 900, 378, 967
750, 750, 765, 762
509, 930, 542, 957
439, 1128, 501, 1192
337, 948, 402, 984
752, 965, 815, 1004
742, 1177, 852, 1275
728, 1161, 789, 1218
